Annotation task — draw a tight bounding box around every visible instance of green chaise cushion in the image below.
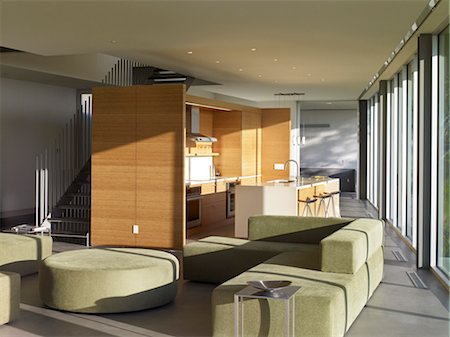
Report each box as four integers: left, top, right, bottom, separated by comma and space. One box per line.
39, 248, 179, 313
0, 233, 52, 276
183, 236, 320, 283
321, 218, 384, 274
0, 272, 20, 325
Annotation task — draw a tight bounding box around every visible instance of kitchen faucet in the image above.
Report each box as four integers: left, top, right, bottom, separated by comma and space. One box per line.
284, 159, 301, 182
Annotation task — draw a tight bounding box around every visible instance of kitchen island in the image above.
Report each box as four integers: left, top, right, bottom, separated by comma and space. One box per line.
235, 177, 340, 238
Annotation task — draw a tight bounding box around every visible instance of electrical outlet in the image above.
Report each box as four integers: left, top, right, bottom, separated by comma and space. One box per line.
274, 163, 285, 170
133, 225, 139, 234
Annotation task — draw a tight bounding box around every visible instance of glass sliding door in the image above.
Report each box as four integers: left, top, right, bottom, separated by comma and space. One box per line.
437, 26, 449, 277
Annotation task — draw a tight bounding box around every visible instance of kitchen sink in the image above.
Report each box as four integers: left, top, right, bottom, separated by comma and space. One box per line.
269, 179, 295, 183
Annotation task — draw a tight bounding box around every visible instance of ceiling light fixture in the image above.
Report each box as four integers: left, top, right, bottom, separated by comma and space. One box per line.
292, 66, 297, 70
274, 92, 305, 96
110, 40, 117, 44
187, 51, 193, 55
215, 60, 220, 64
238, 68, 243, 72
251, 48, 256, 52
307, 73, 312, 77
258, 75, 262, 78
274, 58, 278, 62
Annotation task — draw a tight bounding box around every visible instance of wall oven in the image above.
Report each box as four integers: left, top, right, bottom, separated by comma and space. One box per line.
186, 186, 202, 228
226, 181, 240, 218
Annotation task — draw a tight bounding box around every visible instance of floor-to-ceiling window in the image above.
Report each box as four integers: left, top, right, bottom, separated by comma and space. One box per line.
367, 94, 379, 208
365, 26, 449, 284
436, 26, 449, 277
406, 58, 418, 244
398, 70, 406, 233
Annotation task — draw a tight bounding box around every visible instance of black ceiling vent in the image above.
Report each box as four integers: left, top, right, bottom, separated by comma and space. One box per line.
0, 47, 24, 53
132, 66, 217, 89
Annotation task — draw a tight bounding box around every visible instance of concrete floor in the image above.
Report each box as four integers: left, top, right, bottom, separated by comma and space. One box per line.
1, 196, 449, 337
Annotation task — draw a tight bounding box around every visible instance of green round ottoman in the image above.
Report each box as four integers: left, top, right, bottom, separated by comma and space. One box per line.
39, 248, 179, 313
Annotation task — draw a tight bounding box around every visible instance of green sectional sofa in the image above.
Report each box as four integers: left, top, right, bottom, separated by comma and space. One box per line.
183, 216, 384, 337
0, 233, 52, 276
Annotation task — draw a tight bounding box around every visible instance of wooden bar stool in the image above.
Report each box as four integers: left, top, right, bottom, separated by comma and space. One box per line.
299, 197, 317, 216
314, 193, 332, 217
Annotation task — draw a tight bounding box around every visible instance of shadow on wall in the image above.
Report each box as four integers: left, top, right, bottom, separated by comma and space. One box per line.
301, 123, 358, 169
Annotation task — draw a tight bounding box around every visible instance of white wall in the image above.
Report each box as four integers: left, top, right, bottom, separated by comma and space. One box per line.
300, 109, 358, 169
0, 77, 76, 213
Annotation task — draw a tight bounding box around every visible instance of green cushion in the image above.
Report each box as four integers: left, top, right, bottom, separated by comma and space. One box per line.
0, 233, 53, 276
39, 248, 179, 313
183, 236, 320, 283
321, 219, 384, 274
248, 216, 354, 243
212, 246, 384, 337
0, 272, 20, 325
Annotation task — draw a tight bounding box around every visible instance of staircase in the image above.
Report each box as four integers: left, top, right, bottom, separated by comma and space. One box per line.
47, 160, 91, 245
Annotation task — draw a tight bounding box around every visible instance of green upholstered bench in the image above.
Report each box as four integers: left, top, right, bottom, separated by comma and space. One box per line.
39, 248, 179, 313
0, 272, 20, 325
0, 233, 52, 276
210, 217, 384, 337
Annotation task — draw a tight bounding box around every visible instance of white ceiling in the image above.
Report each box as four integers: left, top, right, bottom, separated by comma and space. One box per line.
0, 0, 435, 102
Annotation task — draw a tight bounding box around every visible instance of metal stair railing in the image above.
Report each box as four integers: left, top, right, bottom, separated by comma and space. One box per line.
35, 95, 92, 238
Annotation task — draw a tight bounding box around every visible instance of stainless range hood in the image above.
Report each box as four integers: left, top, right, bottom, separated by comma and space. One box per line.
188, 106, 217, 142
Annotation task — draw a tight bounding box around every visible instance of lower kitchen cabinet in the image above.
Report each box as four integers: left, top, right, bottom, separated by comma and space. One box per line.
202, 192, 227, 228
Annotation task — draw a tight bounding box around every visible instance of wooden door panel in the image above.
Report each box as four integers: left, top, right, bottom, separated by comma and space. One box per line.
91, 87, 136, 246
135, 85, 185, 250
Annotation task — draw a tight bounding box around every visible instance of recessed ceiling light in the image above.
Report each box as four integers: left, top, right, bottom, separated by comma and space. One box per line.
110, 40, 117, 44
274, 58, 278, 62
187, 51, 193, 55
292, 66, 297, 70
326, 102, 332, 105
215, 60, 220, 64
258, 75, 262, 78
274, 80, 279, 83
238, 68, 243, 72
307, 73, 312, 77
251, 48, 257, 52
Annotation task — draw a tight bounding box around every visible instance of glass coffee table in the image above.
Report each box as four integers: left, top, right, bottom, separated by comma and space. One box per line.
234, 285, 301, 337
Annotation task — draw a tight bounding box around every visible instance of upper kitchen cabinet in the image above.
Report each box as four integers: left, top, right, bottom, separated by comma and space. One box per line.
92, 84, 185, 250
213, 109, 261, 181
261, 108, 291, 182
186, 95, 262, 182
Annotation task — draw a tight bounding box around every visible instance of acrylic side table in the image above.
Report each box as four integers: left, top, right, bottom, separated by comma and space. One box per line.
234, 285, 301, 337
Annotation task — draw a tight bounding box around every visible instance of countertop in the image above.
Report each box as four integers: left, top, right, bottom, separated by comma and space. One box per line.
186, 175, 260, 186
238, 176, 339, 190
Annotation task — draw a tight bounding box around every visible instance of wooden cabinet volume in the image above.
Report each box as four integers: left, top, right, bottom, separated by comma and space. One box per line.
91, 85, 185, 250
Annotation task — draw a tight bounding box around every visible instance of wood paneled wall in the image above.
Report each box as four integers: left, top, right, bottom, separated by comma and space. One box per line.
91, 84, 185, 250
261, 108, 291, 181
